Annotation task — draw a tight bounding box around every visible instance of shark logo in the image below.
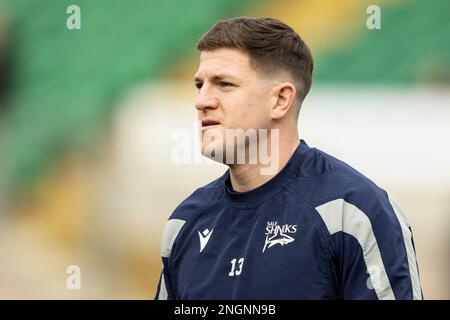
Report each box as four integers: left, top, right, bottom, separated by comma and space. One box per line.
262, 221, 298, 253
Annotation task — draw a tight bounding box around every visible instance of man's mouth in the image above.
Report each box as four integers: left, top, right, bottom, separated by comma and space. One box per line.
201, 119, 221, 130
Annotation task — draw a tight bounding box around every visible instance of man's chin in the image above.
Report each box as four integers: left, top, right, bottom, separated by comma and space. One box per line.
201, 143, 226, 164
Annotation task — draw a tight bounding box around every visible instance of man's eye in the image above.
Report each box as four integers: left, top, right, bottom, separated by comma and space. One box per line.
220, 82, 233, 88
195, 82, 203, 90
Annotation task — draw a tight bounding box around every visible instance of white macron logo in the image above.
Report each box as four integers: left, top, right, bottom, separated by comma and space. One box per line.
198, 228, 213, 253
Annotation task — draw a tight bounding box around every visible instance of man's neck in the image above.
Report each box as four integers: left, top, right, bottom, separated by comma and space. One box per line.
228, 133, 300, 193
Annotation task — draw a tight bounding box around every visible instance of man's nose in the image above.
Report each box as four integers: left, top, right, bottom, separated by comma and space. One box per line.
195, 87, 219, 111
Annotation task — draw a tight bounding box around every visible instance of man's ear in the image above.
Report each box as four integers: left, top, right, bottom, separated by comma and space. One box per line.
270, 82, 296, 120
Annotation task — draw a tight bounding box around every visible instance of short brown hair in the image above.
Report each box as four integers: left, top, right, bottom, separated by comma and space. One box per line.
197, 17, 314, 102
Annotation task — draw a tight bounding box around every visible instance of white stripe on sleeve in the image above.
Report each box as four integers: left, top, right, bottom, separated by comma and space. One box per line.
161, 218, 186, 258
388, 196, 422, 300
315, 198, 395, 300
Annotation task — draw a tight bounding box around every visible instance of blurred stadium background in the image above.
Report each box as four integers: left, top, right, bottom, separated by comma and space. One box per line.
0, 0, 449, 299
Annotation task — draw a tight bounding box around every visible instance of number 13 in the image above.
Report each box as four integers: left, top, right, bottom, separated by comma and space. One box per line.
229, 257, 244, 277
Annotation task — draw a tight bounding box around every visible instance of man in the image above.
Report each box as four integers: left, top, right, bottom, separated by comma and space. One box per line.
155, 17, 422, 300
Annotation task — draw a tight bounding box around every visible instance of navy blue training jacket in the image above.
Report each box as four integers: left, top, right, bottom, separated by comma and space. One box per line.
155, 140, 422, 300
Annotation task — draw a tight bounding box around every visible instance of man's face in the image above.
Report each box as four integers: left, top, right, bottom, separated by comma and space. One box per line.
194, 48, 274, 162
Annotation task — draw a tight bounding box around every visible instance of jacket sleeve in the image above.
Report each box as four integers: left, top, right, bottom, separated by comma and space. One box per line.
154, 218, 186, 300
154, 259, 174, 300
315, 193, 423, 300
